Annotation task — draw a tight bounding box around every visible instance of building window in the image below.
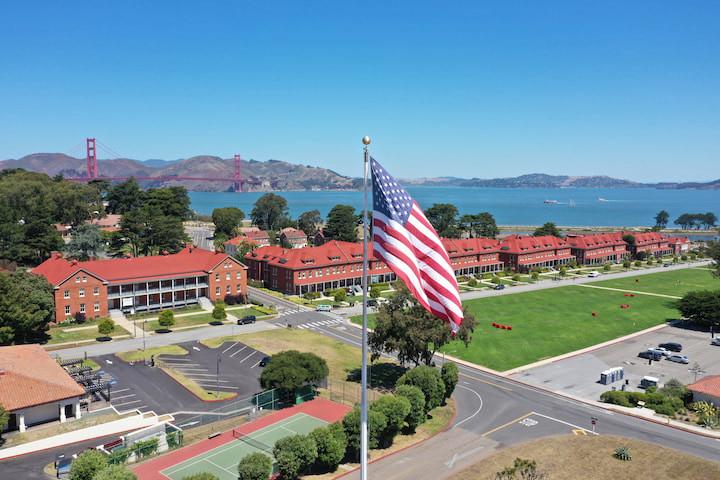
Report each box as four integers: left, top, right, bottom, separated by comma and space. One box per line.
79, 303, 85, 313
215, 286, 220, 296
226, 273, 231, 281
82, 276, 87, 283
65, 305, 71, 315
75, 276, 80, 283
94, 303, 100, 312
237, 284, 242, 293
226, 285, 231, 294
94, 287, 99, 296
215, 273, 220, 282
79, 288, 85, 297
64, 290, 70, 299
236, 272, 241, 280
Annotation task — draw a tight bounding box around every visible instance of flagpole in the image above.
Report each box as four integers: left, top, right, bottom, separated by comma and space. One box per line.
360, 135, 371, 480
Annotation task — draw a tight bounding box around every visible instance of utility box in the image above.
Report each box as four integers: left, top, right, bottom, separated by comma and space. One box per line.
599, 367, 625, 385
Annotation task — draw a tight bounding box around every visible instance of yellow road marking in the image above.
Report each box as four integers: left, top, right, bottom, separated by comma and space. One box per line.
481, 412, 534, 437
572, 428, 588, 436
459, 372, 513, 392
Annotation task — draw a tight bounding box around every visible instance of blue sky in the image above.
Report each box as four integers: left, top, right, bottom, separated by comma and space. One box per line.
1, 1, 718, 182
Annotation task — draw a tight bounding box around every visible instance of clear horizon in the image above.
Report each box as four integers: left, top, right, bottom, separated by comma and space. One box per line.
1, 1, 718, 182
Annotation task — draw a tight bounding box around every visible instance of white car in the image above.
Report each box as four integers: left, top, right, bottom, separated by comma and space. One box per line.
647, 347, 670, 357
711, 338, 720, 346
667, 354, 689, 364
587, 271, 601, 278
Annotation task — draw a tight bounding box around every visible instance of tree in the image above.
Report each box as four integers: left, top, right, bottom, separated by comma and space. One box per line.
142, 187, 191, 219
118, 207, 187, 257
674, 213, 696, 230
369, 285, 382, 299
0, 270, 54, 345
0, 404, 9, 439
677, 290, 720, 329
259, 351, 328, 401
395, 384, 426, 432
66, 224, 105, 260
106, 178, 143, 214
706, 240, 720, 277
440, 362, 459, 400
251, 194, 289, 231
212, 207, 245, 239
97, 318, 115, 338
369, 285, 476, 366
702, 212, 718, 229
369, 394, 411, 447
333, 288, 346, 303
324, 205, 358, 242
533, 222, 561, 237
212, 302, 227, 321
342, 407, 387, 458
654, 210, 670, 229
396, 366, 445, 414
237, 452, 272, 480
622, 234, 636, 245
158, 310, 175, 329
309, 423, 347, 473
91, 465, 137, 480
297, 210, 322, 238
69, 450, 108, 480
273, 434, 317, 479
476, 212, 499, 238
425, 204, 460, 237
181, 474, 219, 480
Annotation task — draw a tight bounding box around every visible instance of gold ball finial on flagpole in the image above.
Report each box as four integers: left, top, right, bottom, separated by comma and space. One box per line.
362, 136, 371, 145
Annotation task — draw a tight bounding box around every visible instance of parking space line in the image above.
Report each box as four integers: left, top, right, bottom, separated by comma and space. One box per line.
298, 325, 308, 329
111, 388, 130, 394
197, 384, 239, 390
251, 361, 261, 368
222, 342, 239, 354
238, 351, 257, 363
230, 346, 248, 358
113, 399, 142, 407
112, 394, 137, 401
174, 367, 210, 372
162, 358, 193, 362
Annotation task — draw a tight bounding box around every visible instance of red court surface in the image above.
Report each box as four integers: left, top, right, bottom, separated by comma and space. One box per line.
133, 398, 350, 480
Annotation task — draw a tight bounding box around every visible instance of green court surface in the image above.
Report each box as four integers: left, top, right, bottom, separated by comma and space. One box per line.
161, 413, 327, 480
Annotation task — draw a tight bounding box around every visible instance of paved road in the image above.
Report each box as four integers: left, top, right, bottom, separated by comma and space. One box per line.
184, 224, 215, 251
265, 308, 720, 479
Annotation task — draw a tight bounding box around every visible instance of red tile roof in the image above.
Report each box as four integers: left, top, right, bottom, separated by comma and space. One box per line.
622, 231, 668, 246
441, 237, 501, 254
224, 236, 258, 247
280, 228, 307, 240
244, 230, 270, 241
499, 234, 569, 253
246, 241, 364, 269
33, 247, 245, 286
688, 375, 720, 398
565, 233, 626, 249
666, 236, 689, 244
0, 344, 85, 411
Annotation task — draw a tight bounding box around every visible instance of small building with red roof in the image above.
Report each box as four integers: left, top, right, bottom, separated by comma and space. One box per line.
243, 230, 271, 247
498, 235, 574, 272
565, 233, 628, 265
32, 246, 247, 322
666, 236, 690, 256
688, 375, 720, 407
280, 228, 308, 248
0, 344, 86, 433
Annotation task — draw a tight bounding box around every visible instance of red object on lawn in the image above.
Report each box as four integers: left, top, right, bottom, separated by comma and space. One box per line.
507, 326, 512, 330
620, 304, 630, 309
592, 312, 597, 317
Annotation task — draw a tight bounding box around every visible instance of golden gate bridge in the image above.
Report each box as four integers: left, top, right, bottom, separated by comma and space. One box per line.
75, 138, 253, 192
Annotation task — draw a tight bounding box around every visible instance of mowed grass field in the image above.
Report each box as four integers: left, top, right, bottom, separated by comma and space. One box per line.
590, 267, 717, 297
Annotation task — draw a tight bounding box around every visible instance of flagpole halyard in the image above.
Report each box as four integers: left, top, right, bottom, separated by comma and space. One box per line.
360, 135, 371, 480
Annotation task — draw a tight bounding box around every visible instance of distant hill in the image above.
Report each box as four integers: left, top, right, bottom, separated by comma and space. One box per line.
0, 153, 358, 191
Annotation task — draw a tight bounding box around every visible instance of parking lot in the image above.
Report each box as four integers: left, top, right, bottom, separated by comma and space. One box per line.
512, 325, 720, 400
92, 340, 266, 417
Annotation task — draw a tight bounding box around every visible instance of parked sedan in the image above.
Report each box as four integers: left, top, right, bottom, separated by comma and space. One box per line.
711, 338, 720, 346
658, 342, 682, 352
647, 347, 670, 357
494, 284, 506, 291
667, 354, 689, 364
638, 350, 663, 361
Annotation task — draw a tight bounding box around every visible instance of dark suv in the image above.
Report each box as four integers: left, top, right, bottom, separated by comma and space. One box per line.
658, 342, 682, 352
237, 315, 256, 325
638, 350, 663, 361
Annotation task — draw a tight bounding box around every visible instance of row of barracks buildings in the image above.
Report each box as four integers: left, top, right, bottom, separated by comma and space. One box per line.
243, 232, 689, 295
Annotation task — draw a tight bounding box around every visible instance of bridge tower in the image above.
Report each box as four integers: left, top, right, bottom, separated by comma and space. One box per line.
233, 154, 242, 192
86, 138, 98, 179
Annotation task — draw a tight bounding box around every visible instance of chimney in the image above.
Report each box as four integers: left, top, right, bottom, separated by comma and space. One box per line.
51, 251, 63, 259
71, 260, 78, 266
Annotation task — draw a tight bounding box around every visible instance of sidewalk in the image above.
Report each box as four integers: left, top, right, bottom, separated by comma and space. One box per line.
0, 412, 163, 460
110, 310, 138, 338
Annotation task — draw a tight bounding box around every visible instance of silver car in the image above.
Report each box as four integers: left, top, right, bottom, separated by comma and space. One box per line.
648, 347, 670, 357
667, 354, 689, 364
711, 338, 720, 346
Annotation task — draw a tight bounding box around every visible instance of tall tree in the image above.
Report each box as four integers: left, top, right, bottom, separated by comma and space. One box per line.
425, 203, 460, 237
66, 224, 104, 260
251, 193, 289, 231
477, 212, 499, 238
533, 222, 561, 237
259, 350, 329, 401
654, 210, 670, 229
324, 205, 358, 242
211, 207, 245, 238
143, 187, 192, 219
677, 290, 720, 329
702, 212, 718, 229
106, 178, 142, 214
369, 285, 476, 366
706, 240, 720, 277
0, 403, 9, 439
297, 210, 322, 238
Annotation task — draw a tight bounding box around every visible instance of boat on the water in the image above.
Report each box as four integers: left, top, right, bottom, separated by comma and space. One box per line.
598, 197, 609, 202
544, 199, 559, 204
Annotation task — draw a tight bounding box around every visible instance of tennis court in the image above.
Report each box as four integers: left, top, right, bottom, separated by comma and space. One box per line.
160, 413, 327, 480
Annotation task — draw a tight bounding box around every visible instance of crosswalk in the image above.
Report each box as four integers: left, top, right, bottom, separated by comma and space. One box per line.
296, 318, 344, 329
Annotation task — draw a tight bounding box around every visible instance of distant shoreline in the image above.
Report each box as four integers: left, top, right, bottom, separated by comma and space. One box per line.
498, 225, 717, 236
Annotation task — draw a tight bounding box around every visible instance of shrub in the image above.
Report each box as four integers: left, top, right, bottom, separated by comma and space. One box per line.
467, 278, 478, 287
158, 310, 174, 329
237, 452, 272, 480
600, 390, 632, 407
212, 302, 227, 321
681, 254, 688, 261
530, 271, 540, 281
395, 384, 426, 432
440, 362, 459, 400
623, 260, 631, 268
273, 434, 317, 479
634, 260, 642, 267
342, 407, 387, 457
370, 285, 382, 299
490, 276, 502, 284
92, 465, 137, 480
333, 288, 346, 303
370, 395, 411, 447
309, 423, 346, 473
97, 318, 115, 337
614, 446, 632, 461
69, 450, 108, 480
74, 312, 87, 324
603, 263, 612, 271
304, 291, 321, 300
181, 474, 219, 480
512, 274, 521, 282
396, 366, 445, 414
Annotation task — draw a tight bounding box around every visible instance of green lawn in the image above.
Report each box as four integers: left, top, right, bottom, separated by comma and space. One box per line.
142, 312, 217, 331
127, 304, 204, 320
46, 319, 130, 345
590, 268, 717, 297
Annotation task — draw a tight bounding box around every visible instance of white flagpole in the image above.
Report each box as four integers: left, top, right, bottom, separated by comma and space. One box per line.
360, 135, 371, 480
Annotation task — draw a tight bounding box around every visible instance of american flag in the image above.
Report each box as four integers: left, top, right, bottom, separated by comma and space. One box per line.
370, 157, 464, 332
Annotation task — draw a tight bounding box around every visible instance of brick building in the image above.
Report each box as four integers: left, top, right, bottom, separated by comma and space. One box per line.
279, 228, 308, 248
498, 234, 574, 272
33, 246, 247, 322
621, 231, 673, 258
565, 233, 628, 265
245, 238, 503, 295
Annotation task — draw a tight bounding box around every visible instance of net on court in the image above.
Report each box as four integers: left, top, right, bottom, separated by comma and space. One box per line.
232, 428, 274, 455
